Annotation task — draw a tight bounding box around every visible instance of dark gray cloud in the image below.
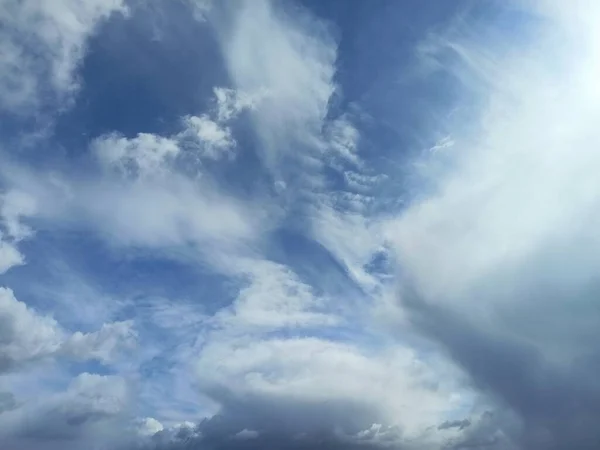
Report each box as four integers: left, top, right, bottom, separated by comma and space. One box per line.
0, 392, 16, 414
438, 418, 471, 431
141, 416, 402, 450
394, 231, 600, 450
0, 375, 129, 449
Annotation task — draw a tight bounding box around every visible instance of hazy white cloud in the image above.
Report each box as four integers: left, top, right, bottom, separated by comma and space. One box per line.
0, 372, 128, 445
311, 205, 385, 292
0, 239, 24, 274
81, 175, 260, 251
93, 133, 180, 178
1, 190, 36, 241
194, 336, 468, 444
383, 2, 600, 447
5, 142, 263, 257
0, 190, 36, 273
216, 259, 338, 330
215, 0, 336, 179
93, 83, 247, 171
0, 287, 63, 372
325, 117, 361, 166
0, 0, 127, 113
182, 115, 235, 160
386, 0, 600, 312
234, 428, 259, 440
213, 86, 263, 122
0, 287, 136, 372
62, 320, 137, 364
136, 417, 165, 437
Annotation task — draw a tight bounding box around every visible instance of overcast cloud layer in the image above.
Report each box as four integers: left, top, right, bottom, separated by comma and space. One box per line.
1, 0, 599, 449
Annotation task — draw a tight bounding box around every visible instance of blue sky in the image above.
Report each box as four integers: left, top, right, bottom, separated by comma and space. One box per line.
2, 1, 600, 449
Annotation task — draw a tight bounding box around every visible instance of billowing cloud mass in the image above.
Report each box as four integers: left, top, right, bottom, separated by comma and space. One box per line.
1, 0, 600, 449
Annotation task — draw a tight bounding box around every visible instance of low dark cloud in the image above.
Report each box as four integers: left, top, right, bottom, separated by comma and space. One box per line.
399, 272, 600, 450
439, 418, 471, 431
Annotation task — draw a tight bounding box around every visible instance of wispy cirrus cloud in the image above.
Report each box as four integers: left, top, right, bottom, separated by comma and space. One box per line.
0, 0, 127, 114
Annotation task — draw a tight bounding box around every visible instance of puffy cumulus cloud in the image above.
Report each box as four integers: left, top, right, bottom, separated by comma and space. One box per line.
93, 86, 245, 174
172, 252, 472, 448
55, 86, 267, 255
194, 337, 466, 440
136, 417, 165, 437
141, 420, 202, 449
383, 1, 600, 448
182, 115, 236, 160
0, 287, 63, 372
93, 133, 181, 178
62, 320, 137, 364
0, 373, 129, 448
0, 0, 127, 114
0, 287, 136, 372
125, 247, 472, 450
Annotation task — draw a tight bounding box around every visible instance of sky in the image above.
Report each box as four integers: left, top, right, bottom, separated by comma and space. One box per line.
1, 0, 600, 449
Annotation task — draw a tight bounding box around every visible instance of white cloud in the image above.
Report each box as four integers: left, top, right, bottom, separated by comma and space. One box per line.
0, 372, 128, 443
1, 190, 36, 241
0, 287, 63, 372
182, 115, 235, 160
81, 174, 260, 251
325, 116, 361, 166
310, 205, 385, 293
0, 1, 511, 448
195, 336, 468, 443
147, 420, 202, 448
216, 259, 338, 330
136, 417, 165, 437
215, 0, 336, 177
378, 3, 600, 447
213, 86, 263, 122
234, 428, 259, 440
5, 139, 264, 256
385, 0, 600, 315
62, 320, 137, 364
93, 115, 236, 176
0, 287, 136, 372
428, 135, 454, 154
84, 89, 266, 255
0, 190, 36, 273
93, 133, 180, 178
0, 239, 24, 274
0, 0, 127, 113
